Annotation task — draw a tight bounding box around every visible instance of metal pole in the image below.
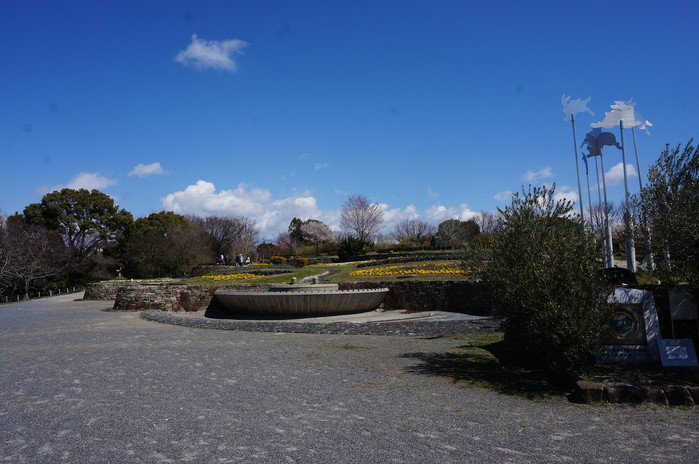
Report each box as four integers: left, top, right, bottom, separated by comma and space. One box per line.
593, 156, 603, 234
599, 152, 614, 268
631, 128, 644, 192
632, 127, 655, 271
619, 120, 636, 272
571, 114, 585, 220
585, 158, 593, 226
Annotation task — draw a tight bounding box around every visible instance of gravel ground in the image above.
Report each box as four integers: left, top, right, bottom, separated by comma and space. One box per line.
1, 294, 697, 463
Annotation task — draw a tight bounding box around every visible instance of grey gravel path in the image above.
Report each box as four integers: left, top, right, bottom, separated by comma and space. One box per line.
1, 294, 697, 463
142, 309, 500, 336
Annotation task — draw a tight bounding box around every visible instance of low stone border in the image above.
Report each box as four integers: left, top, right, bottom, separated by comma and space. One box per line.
141, 310, 500, 337
573, 380, 699, 407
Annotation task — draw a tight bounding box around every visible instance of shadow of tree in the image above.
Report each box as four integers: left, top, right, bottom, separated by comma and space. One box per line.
401, 340, 571, 400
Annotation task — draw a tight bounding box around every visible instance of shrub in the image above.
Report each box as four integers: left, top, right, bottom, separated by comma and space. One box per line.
295, 257, 308, 267
336, 236, 370, 262
639, 140, 699, 284
269, 256, 287, 265
483, 185, 609, 374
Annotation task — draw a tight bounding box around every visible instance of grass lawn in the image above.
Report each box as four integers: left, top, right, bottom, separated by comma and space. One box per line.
183, 259, 479, 285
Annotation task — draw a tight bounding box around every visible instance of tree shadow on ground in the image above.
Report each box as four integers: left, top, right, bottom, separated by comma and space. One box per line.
401, 338, 571, 400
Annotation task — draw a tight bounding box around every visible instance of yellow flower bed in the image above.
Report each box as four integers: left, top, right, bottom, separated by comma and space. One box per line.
350, 263, 468, 277
195, 273, 261, 281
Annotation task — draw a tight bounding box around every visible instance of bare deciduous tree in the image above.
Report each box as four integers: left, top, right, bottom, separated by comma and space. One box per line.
474, 210, 500, 235
188, 215, 258, 260
340, 194, 384, 242
390, 219, 436, 244
437, 219, 480, 247
0, 217, 67, 296
588, 201, 621, 238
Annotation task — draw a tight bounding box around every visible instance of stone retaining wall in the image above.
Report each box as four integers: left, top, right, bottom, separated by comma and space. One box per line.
112, 283, 273, 312
91, 280, 492, 314
84, 281, 138, 300
340, 281, 492, 315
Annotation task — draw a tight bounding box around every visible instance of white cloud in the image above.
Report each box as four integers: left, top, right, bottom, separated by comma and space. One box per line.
374, 203, 479, 234
553, 185, 579, 206
426, 186, 439, 198
128, 162, 166, 177
162, 181, 335, 240
38, 172, 118, 194
423, 203, 478, 223
299, 153, 311, 160
604, 162, 637, 187
494, 190, 513, 202
255, 195, 324, 237
161, 180, 481, 241
161, 180, 270, 217
175, 34, 248, 72
523, 166, 554, 183
315, 163, 330, 170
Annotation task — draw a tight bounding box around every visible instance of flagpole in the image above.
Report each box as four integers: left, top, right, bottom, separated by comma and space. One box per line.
632, 127, 655, 270
631, 127, 644, 192
598, 150, 614, 268
619, 120, 637, 272
570, 114, 585, 220
594, 156, 603, 232
584, 156, 593, 225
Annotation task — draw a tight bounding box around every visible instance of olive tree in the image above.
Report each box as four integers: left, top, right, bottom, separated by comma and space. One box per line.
639, 140, 699, 283
483, 185, 609, 373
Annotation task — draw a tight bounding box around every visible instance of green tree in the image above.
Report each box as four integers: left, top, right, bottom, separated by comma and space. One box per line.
639, 140, 699, 283
23, 188, 133, 258
118, 212, 208, 278
483, 185, 609, 373
288, 217, 305, 245
336, 236, 370, 262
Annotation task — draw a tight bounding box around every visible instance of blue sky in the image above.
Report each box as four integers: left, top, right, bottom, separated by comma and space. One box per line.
2, 0, 698, 240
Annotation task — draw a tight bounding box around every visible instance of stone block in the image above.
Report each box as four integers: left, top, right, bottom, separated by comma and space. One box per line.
604, 385, 644, 404
573, 380, 605, 404
663, 386, 695, 407
687, 386, 699, 405
640, 387, 668, 405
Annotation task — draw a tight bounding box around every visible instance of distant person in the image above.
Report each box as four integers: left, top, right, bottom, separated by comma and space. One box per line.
245, 256, 251, 265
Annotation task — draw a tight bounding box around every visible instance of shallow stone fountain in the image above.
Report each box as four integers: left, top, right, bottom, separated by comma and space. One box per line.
214, 277, 389, 316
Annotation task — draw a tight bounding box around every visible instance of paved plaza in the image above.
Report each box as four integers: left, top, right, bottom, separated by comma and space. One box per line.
1, 294, 697, 463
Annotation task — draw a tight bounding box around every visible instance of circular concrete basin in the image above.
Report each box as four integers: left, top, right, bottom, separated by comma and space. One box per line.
214, 288, 389, 316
